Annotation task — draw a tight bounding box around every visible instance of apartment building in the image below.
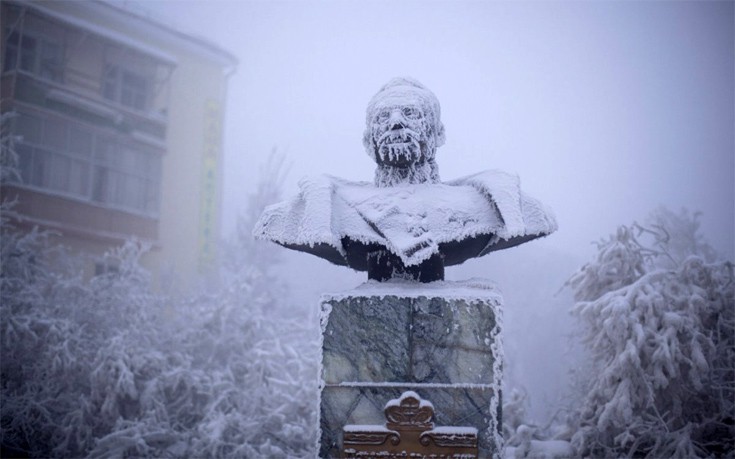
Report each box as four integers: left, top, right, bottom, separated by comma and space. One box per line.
1, 0, 237, 284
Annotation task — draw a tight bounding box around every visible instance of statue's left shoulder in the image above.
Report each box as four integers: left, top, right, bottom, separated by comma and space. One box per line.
446, 169, 519, 191
446, 169, 557, 238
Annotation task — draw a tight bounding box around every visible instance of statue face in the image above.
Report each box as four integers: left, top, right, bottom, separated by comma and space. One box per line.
363, 78, 445, 177
370, 96, 435, 168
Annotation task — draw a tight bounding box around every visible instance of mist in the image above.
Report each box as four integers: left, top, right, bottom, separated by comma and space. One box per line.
141, 0, 734, 421
143, 0, 733, 420
137, 1, 735, 251
138, 1, 733, 260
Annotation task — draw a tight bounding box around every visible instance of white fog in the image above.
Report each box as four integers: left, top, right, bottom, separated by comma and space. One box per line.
1, 1, 733, 458
146, 0, 734, 423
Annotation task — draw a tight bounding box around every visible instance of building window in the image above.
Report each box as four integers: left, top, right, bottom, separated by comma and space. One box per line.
94, 261, 119, 276
11, 110, 161, 216
102, 64, 150, 111
92, 140, 160, 214
3, 30, 64, 82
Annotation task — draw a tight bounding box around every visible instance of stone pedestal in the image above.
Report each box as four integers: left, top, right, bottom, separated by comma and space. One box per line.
318, 280, 503, 458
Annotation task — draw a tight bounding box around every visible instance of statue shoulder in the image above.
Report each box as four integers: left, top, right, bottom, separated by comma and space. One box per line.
253, 174, 376, 247
447, 169, 556, 239
296, 173, 336, 194
297, 174, 370, 194
253, 174, 341, 246
447, 169, 520, 190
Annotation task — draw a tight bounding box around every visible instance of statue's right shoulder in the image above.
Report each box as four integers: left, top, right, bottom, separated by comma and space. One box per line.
298, 174, 370, 189
253, 173, 341, 246
298, 174, 374, 198
295, 173, 333, 194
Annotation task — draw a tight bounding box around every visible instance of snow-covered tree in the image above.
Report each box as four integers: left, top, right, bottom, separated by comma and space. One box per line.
220, 150, 291, 314
565, 207, 734, 458
1, 111, 20, 184
1, 154, 318, 458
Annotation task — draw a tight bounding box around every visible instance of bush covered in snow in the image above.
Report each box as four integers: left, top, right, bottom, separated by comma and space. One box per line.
564, 207, 734, 458
1, 155, 318, 458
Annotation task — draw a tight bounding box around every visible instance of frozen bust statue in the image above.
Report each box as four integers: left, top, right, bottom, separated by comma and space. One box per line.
253, 77, 557, 282
365, 77, 444, 187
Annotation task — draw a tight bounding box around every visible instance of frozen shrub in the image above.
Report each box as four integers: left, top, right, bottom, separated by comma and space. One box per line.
1, 153, 318, 458
565, 207, 734, 458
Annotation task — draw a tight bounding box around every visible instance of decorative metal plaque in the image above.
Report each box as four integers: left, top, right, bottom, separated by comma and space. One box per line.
342, 391, 479, 459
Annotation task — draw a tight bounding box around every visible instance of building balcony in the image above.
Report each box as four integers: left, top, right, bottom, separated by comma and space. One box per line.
2, 184, 159, 246
2, 71, 169, 144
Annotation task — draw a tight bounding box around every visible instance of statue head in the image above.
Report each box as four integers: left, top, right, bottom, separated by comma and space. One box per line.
363, 78, 446, 186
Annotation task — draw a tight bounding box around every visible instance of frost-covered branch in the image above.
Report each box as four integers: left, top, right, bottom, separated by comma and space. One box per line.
563, 207, 734, 458
1, 154, 319, 458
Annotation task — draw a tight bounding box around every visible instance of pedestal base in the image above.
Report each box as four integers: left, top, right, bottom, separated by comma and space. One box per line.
318, 280, 503, 458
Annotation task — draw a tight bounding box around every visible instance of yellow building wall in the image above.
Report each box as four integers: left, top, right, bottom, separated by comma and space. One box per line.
20, 1, 233, 289
157, 50, 228, 285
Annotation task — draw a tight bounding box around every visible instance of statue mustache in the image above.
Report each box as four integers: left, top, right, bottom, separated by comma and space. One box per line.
377, 127, 420, 145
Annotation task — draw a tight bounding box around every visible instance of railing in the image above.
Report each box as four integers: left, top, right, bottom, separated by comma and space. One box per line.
63, 65, 102, 96
6, 70, 169, 140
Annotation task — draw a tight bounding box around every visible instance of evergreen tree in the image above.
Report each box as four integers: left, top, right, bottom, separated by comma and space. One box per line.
565, 208, 734, 458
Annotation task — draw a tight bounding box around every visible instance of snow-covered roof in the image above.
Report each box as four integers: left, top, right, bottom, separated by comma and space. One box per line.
18, 1, 177, 65
14, 0, 237, 68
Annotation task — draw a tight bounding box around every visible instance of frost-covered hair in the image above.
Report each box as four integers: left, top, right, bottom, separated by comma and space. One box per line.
363, 78, 446, 187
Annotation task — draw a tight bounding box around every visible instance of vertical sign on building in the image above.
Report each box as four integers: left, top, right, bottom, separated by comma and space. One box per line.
199, 99, 221, 271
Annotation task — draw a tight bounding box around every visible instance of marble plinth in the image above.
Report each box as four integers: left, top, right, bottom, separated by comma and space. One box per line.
318, 280, 503, 458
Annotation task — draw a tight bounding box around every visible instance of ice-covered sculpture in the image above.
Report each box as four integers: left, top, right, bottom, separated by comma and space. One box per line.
253, 77, 557, 282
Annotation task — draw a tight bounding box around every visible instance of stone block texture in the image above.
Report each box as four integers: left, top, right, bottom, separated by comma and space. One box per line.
318, 281, 503, 458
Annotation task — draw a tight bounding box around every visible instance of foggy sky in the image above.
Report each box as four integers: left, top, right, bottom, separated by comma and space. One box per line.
143, 0, 734, 262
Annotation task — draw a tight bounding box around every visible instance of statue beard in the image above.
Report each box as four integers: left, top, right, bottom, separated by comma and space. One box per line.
373, 136, 440, 188
371, 125, 440, 187
375, 128, 422, 167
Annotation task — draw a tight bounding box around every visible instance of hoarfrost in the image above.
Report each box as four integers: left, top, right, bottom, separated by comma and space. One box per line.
0, 158, 320, 458
253, 77, 557, 277
254, 171, 557, 269
563, 208, 734, 458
